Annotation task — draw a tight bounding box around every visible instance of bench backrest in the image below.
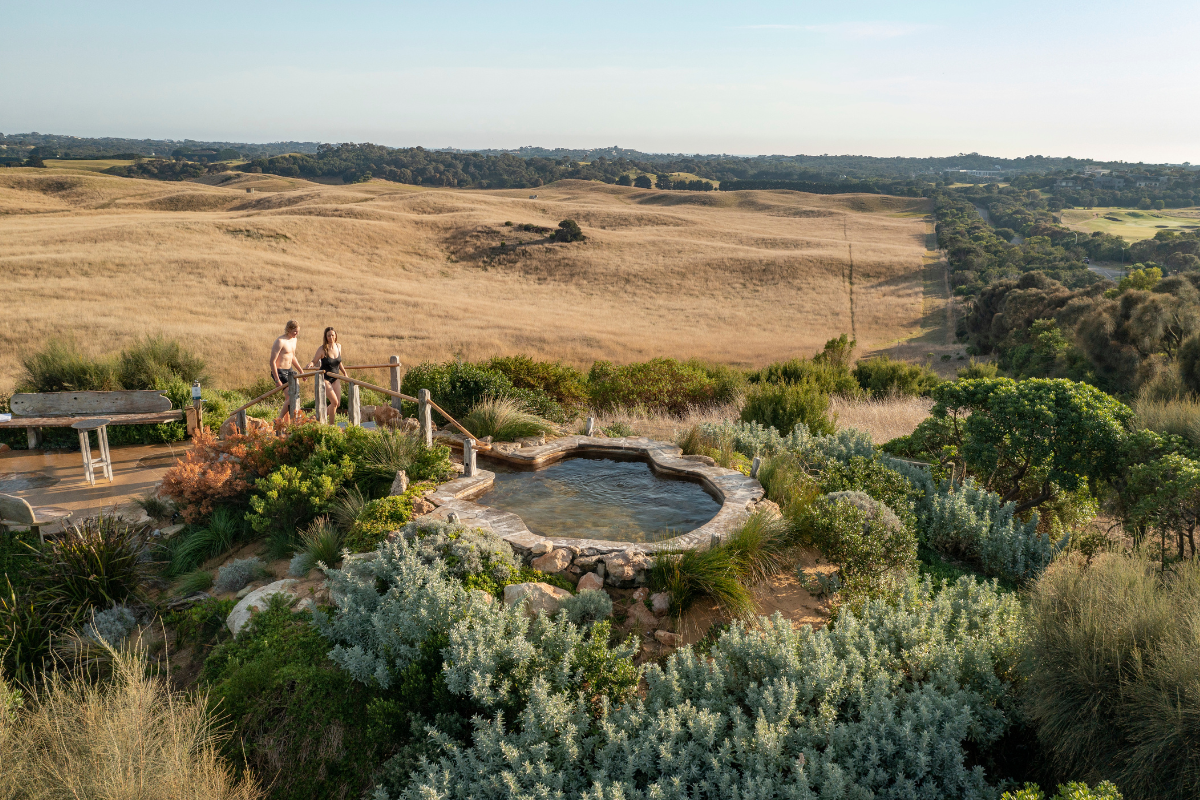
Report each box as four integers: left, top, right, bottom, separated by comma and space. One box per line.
10, 390, 173, 418
0, 494, 35, 525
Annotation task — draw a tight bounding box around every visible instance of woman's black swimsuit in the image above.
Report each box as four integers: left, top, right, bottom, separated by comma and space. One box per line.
319, 355, 342, 379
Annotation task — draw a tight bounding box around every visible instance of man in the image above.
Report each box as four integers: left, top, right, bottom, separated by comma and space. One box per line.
270, 320, 304, 423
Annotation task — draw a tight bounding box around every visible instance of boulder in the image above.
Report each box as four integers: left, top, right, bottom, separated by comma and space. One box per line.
654, 630, 682, 647
532, 548, 572, 573
226, 579, 299, 636
530, 540, 554, 556
631, 587, 649, 602
603, 550, 650, 584
390, 470, 409, 495
411, 496, 435, 516
503, 582, 572, 618
650, 592, 671, 615
577, 572, 604, 593
624, 599, 658, 631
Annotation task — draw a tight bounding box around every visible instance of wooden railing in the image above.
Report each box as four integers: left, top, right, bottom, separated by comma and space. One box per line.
221, 356, 483, 449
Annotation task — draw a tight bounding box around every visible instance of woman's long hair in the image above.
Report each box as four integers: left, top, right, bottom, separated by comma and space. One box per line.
322, 327, 337, 358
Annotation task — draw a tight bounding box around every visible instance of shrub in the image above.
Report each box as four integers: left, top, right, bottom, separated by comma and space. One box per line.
696, 419, 808, 457
958, 358, 1000, 380
164, 597, 234, 647
356, 430, 454, 496
396, 518, 521, 594
83, 606, 138, 646
755, 452, 820, 514
461, 395, 556, 442
246, 457, 353, 554
396, 576, 1026, 800
751, 357, 860, 396
213, 557, 264, 594
18, 337, 120, 392
201, 596, 382, 800
853, 355, 942, 397
798, 491, 917, 592
1002, 782, 1124, 800
401, 359, 563, 422
133, 491, 175, 522
35, 515, 152, 611
0, 648, 262, 800
553, 218, 585, 242
343, 486, 427, 553
158, 427, 260, 522
1023, 554, 1200, 800
116, 335, 207, 389
587, 358, 732, 414
816, 454, 920, 528
740, 381, 835, 436
675, 425, 752, 472
558, 590, 613, 627
483, 355, 588, 410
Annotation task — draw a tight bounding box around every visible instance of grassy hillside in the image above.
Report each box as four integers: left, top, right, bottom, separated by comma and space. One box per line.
0, 167, 932, 392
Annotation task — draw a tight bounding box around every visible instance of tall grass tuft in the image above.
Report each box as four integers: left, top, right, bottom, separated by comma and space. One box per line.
649, 546, 754, 619
359, 430, 428, 495
0, 647, 263, 800
133, 491, 175, 522
329, 484, 368, 532
117, 335, 208, 390
299, 516, 344, 570
721, 509, 793, 585
18, 337, 120, 393
756, 453, 820, 515
36, 515, 152, 611
1133, 393, 1200, 450
462, 395, 556, 442
168, 507, 244, 577
1024, 553, 1200, 800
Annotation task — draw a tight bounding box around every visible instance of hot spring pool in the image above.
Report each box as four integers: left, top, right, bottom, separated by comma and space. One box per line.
478, 455, 722, 543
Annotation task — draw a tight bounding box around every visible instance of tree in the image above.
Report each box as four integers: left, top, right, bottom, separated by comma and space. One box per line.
633, 175, 652, 189
1153, 199, 1166, 210
1137, 197, 1153, 210
1117, 265, 1161, 293
553, 219, 585, 243
616, 174, 632, 186
1128, 453, 1200, 561
655, 173, 672, 190
930, 377, 1132, 514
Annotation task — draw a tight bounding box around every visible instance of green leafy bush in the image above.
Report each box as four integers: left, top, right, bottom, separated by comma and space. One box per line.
750, 356, 860, 396
116, 335, 207, 389
740, 381, 835, 436
343, 484, 432, 553
483, 355, 588, 411
1023, 554, 1200, 800
587, 358, 737, 414
203, 596, 386, 800
163, 597, 234, 647
816, 454, 920, 528
553, 218, 585, 242
797, 491, 917, 592
853, 355, 941, 397
461, 396, 556, 442
246, 457, 353, 554
1001, 782, 1123, 800
401, 360, 564, 422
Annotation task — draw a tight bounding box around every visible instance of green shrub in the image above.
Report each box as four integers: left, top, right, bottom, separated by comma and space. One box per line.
401, 360, 564, 422
1001, 782, 1123, 800
751, 357, 860, 396
740, 381, 835, 436
853, 355, 941, 397
587, 358, 733, 414
164, 597, 234, 647
553, 218, 585, 242
116, 335, 207, 389
461, 396, 556, 442
755, 452, 820, 514
798, 491, 917, 592
167, 507, 246, 576
246, 457, 353, 555
343, 485, 431, 553
483, 355, 588, 410
203, 596, 386, 800
1023, 554, 1200, 800
958, 358, 1000, 380
816, 454, 920, 528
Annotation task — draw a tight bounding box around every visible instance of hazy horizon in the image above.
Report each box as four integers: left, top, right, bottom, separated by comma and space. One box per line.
4, 0, 1197, 163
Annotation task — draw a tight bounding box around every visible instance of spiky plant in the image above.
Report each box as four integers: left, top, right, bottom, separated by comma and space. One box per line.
462, 395, 555, 442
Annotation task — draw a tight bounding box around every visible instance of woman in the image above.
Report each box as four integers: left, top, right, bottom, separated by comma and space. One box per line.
307, 327, 348, 422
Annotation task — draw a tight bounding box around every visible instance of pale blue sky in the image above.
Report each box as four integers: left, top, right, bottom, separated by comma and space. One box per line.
2, 0, 1197, 161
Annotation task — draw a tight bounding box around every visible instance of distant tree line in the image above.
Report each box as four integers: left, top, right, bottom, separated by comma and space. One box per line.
0, 132, 318, 159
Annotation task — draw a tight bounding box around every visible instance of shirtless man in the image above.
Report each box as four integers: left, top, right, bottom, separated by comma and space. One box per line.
270, 320, 304, 423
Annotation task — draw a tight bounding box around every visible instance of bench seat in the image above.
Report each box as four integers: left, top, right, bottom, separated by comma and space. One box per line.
0, 410, 183, 428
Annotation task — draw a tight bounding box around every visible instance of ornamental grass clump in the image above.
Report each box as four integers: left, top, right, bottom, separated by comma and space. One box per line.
1023, 553, 1200, 800
35, 514, 152, 611
167, 506, 246, 576
462, 395, 556, 442
650, 544, 754, 618
0, 647, 262, 800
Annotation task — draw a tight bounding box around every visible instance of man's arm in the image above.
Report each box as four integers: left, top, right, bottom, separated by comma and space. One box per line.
269, 339, 283, 385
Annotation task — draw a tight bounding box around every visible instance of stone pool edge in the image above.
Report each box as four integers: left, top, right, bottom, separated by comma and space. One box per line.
421, 435, 768, 587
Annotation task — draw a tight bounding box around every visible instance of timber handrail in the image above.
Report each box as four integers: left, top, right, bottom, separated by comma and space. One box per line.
340, 363, 398, 371
225, 369, 323, 417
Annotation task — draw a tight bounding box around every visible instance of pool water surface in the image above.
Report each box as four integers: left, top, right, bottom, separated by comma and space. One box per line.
479, 455, 721, 543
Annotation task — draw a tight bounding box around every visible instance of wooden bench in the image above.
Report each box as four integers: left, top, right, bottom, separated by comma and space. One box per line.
0, 493, 72, 543
0, 390, 183, 448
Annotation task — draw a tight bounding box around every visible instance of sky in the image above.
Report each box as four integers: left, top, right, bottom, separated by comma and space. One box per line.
2, 0, 1198, 162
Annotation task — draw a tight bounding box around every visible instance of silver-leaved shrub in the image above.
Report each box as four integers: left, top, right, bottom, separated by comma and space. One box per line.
390, 575, 1025, 800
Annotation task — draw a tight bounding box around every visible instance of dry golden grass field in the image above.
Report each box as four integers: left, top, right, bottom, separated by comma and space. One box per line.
0, 166, 935, 393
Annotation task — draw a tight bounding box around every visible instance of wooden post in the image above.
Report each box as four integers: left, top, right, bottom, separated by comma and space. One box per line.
315, 372, 327, 424
348, 383, 362, 426
463, 437, 477, 477
288, 374, 300, 418
27, 427, 42, 449
750, 456, 762, 479
389, 356, 402, 412
418, 388, 432, 447
585, 416, 596, 436
235, 409, 248, 436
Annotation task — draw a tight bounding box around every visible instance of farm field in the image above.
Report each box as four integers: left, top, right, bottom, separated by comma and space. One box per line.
1060, 205, 1200, 241
0, 166, 932, 393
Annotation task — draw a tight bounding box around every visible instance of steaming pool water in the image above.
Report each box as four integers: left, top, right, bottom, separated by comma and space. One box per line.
478, 454, 721, 543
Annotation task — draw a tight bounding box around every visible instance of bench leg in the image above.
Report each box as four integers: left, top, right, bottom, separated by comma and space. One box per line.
78, 429, 95, 486
99, 425, 113, 481
27, 426, 43, 449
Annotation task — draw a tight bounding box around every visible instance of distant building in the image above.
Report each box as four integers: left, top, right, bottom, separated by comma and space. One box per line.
945, 169, 1004, 179
1094, 175, 1125, 189
1056, 178, 1080, 188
